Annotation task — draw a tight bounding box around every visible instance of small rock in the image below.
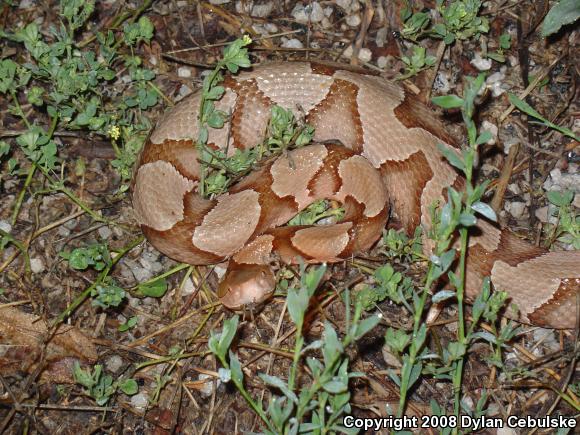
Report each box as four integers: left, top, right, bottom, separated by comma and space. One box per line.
574, 193, 580, 209
377, 56, 390, 69
534, 206, 557, 225
481, 120, 498, 145
486, 69, 507, 97
149, 55, 158, 66
209, 0, 230, 4
334, 0, 352, 11
505, 201, 526, 219
532, 328, 560, 353
0, 220, 12, 234
345, 13, 361, 27
470, 53, 492, 71
236, 0, 273, 18
130, 393, 149, 410
19, 0, 34, 8
497, 428, 518, 435
177, 67, 192, 78
376, 27, 388, 48
292, 2, 324, 23
98, 226, 112, 240
30, 257, 45, 274
198, 374, 219, 397
433, 72, 450, 93
106, 355, 124, 373
342, 45, 371, 63
281, 38, 304, 49
177, 84, 192, 100
264, 23, 278, 33
182, 277, 196, 295
507, 183, 521, 195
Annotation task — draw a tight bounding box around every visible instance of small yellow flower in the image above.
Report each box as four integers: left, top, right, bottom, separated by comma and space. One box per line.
242, 34, 252, 45
108, 125, 121, 141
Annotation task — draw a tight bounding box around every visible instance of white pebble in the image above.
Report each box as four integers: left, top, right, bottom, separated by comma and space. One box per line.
209, 0, 230, 4
505, 201, 526, 219
177, 67, 192, 78
342, 45, 371, 62
181, 277, 196, 295
30, 257, 45, 274
345, 13, 361, 27
236, 0, 273, 17
433, 72, 450, 93
481, 120, 498, 145
534, 206, 557, 225
574, 193, 580, 209
507, 183, 521, 195
281, 38, 304, 49
0, 220, 12, 234
198, 373, 219, 397
264, 23, 278, 33
470, 53, 492, 71
130, 393, 149, 410
377, 56, 389, 69
105, 355, 124, 373
497, 428, 518, 435
376, 27, 388, 48
292, 2, 325, 23
334, 0, 352, 12
98, 226, 112, 240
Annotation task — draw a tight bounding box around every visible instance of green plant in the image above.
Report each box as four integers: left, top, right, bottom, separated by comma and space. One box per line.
356, 264, 414, 312
398, 45, 436, 80
546, 190, 580, 249
73, 362, 138, 406
91, 277, 126, 308
0, 0, 157, 194
209, 265, 380, 434
194, 36, 252, 197
60, 243, 111, 271
486, 33, 511, 63
541, 0, 580, 37
508, 93, 579, 141
118, 316, 138, 332
287, 200, 344, 226
381, 74, 513, 431
381, 227, 423, 262
400, 0, 489, 45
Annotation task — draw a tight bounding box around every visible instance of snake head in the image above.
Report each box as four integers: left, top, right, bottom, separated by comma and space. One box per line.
218, 264, 276, 310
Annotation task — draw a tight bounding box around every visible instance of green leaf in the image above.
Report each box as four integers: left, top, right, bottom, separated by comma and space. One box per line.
323, 379, 348, 394
354, 315, 380, 339
547, 190, 574, 207
541, 0, 580, 37
137, 277, 168, 297
431, 94, 464, 109
118, 378, 138, 395
471, 201, 497, 221
458, 213, 477, 227
118, 316, 138, 332
259, 374, 298, 404
432, 290, 456, 304
437, 143, 465, 172
229, 351, 244, 384
508, 93, 579, 141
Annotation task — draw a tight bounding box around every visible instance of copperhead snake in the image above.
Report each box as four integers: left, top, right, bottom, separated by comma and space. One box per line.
132, 61, 579, 329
